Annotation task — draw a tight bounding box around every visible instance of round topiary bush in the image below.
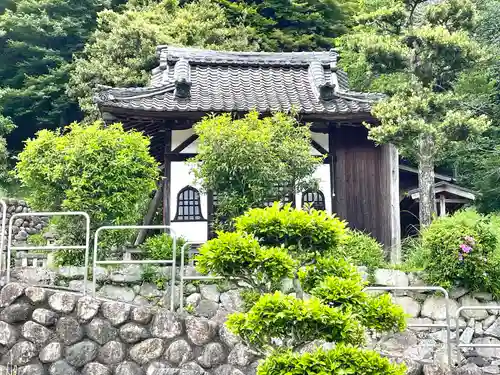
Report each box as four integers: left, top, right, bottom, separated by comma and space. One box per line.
235, 203, 347, 258
421, 209, 500, 294
196, 205, 407, 375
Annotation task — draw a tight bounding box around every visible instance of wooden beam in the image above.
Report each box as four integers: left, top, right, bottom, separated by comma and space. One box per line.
163, 129, 172, 229
443, 198, 471, 204
207, 190, 214, 240
399, 164, 454, 182
172, 134, 198, 153
383, 144, 401, 264
164, 153, 197, 161
134, 181, 164, 246
328, 127, 337, 214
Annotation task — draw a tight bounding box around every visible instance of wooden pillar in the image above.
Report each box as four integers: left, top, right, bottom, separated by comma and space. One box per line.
382, 143, 401, 264
328, 126, 337, 214
163, 129, 172, 230
207, 190, 214, 240
134, 180, 164, 246
439, 194, 446, 217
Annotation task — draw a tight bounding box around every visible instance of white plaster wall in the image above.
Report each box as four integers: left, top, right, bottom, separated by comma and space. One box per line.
170, 161, 207, 243
310, 145, 322, 156
314, 164, 332, 214
311, 132, 329, 152
295, 164, 332, 213
171, 129, 198, 153
171, 222, 207, 243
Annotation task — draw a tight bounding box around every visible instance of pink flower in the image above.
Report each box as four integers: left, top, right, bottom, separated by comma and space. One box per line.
460, 244, 472, 253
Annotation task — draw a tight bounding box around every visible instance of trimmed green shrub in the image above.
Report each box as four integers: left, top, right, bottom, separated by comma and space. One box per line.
339, 229, 385, 268
301, 259, 406, 332
299, 256, 364, 290
139, 233, 187, 262
196, 231, 296, 292
196, 206, 406, 375
258, 346, 406, 375
420, 209, 500, 294
235, 203, 347, 258
227, 292, 365, 351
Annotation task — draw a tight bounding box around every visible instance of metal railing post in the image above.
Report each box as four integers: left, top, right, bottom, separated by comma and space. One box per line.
178, 242, 222, 311
364, 286, 452, 366
5, 212, 90, 293
92, 225, 177, 311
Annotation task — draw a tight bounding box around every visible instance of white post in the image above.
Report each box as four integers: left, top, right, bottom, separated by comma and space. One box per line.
439, 194, 446, 217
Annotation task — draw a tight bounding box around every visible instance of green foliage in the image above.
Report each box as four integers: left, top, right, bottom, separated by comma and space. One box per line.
139, 233, 187, 262
197, 206, 405, 375
465, 147, 500, 213
27, 233, 46, 247
69, 0, 257, 118
196, 231, 296, 292
339, 229, 385, 268
369, 90, 490, 161
227, 292, 365, 351
337, 0, 493, 226
191, 112, 323, 227
235, 203, 346, 258
16, 122, 159, 265
0, 0, 117, 151
400, 236, 427, 270
258, 345, 406, 375
419, 210, 500, 294
299, 256, 364, 291
217, 0, 359, 51
300, 258, 407, 332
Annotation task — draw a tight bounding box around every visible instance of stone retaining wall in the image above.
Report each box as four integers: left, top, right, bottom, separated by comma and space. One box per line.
9, 266, 500, 374
0, 282, 257, 375
0, 199, 48, 244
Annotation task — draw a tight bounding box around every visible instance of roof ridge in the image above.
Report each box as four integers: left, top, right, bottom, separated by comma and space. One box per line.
94, 84, 176, 104
156, 46, 339, 67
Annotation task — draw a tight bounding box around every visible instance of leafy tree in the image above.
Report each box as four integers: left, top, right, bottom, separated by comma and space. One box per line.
69, 0, 258, 118
196, 205, 407, 374
442, 0, 500, 212
338, 0, 492, 226
0, 0, 115, 151
15, 122, 159, 265
215, 0, 359, 51
190, 112, 323, 227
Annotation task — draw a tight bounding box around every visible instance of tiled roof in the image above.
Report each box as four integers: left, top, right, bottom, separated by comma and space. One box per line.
94, 46, 382, 116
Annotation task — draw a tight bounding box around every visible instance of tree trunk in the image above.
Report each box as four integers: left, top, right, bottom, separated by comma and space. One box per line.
418, 135, 435, 228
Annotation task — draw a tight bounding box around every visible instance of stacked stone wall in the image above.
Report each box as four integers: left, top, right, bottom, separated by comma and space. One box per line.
0, 282, 256, 375
8, 265, 500, 374
0, 199, 48, 244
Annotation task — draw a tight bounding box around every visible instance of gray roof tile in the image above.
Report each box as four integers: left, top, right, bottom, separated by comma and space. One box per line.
94, 46, 382, 116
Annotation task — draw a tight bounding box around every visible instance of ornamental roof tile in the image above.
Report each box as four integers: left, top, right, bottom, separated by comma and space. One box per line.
94, 46, 382, 117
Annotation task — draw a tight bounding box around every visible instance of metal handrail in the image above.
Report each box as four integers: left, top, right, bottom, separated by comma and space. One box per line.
178, 241, 222, 311
5, 211, 91, 293
364, 286, 452, 366
455, 305, 500, 364
92, 225, 177, 310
